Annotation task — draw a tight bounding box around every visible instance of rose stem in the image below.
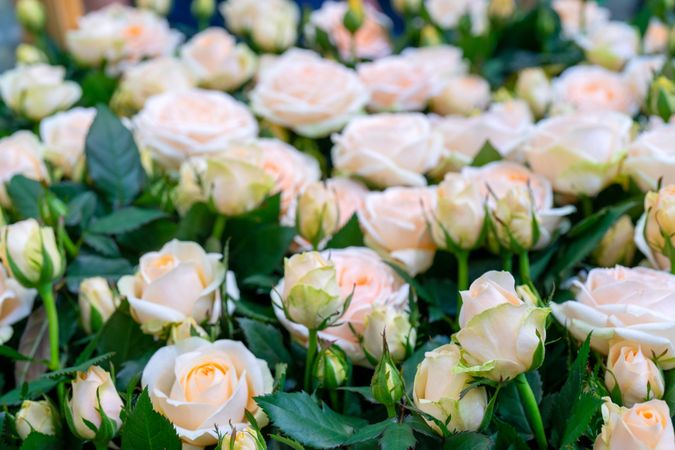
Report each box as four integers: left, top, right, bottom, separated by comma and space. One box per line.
304, 329, 319, 391
206, 215, 227, 253
37, 283, 59, 371
515, 373, 547, 450
519, 252, 531, 286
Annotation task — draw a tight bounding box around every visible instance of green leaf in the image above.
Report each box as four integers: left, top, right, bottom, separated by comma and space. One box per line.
65, 254, 134, 291
79, 70, 118, 107
442, 432, 492, 449
256, 391, 367, 448
82, 233, 120, 257
237, 318, 292, 367
6, 175, 44, 219
45, 353, 114, 379
85, 105, 146, 208
663, 369, 675, 414
65, 191, 97, 227
116, 219, 178, 255
20, 432, 61, 450
470, 141, 502, 167
343, 420, 392, 445
88, 207, 167, 234
175, 202, 213, 242
120, 388, 181, 450
326, 214, 364, 249
0, 345, 32, 361
494, 419, 529, 450
0, 377, 60, 405
229, 224, 295, 278
379, 422, 415, 450
559, 393, 602, 447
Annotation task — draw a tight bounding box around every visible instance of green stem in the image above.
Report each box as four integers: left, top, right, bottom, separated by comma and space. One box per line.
206, 215, 227, 253
456, 251, 469, 314
581, 195, 593, 218
516, 373, 547, 450
304, 329, 318, 391
329, 389, 340, 413
385, 403, 396, 419
519, 252, 531, 286
502, 252, 513, 272
37, 284, 59, 371
59, 228, 79, 258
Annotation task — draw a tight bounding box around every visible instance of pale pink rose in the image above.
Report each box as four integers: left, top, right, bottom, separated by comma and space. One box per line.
307, 1, 392, 60
40, 107, 96, 179
401, 45, 468, 94
358, 187, 436, 275
623, 56, 665, 106
250, 49, 369, 138
644, 18, 669, 54
272, 247, 410, 365
577, 21, 639, 71
358, 56, 434, 112
425, 0, 488, 34
332, 113, 443, 187
552, 0, 610, 38
0, 131, 46, 207
133, 88, 258, 170
327, 177, 368, 228
624, 124, 675, 191
552, 65, 639, 115
594, 399, 675, 450
430, 75, 491, 116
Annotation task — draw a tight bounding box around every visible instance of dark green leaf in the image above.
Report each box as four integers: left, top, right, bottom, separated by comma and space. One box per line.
65, 191, 97, 227
663, 369, 675, 415
229, 224, 295, 278
88, 207, 167, 234
343, 420, 392, 445
494, 419, 529, 450
20, 432, 61, 450
326, 214, 364, 249
235, 299, 277, 323
237, 318, 292, 367
120, 388, 181, 450
0, 345, 32, 361
116, 219, 178, 254
83, 233, 120, 257
442, 432, 492, 450
65, 254, 134, 291
559, 393, 602, 447
175, 202, 213, 242
45, 353, 114, 379
379, 422, 415, 450
470, 142, 502, 167
0, 377, 60, 405
6, 175, 43, 219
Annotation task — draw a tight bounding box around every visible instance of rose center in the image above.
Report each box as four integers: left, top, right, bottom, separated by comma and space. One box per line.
183, 361, 232, 403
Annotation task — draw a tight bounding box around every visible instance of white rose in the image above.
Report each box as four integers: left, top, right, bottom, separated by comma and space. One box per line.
605, 341, 665, 407
68, 366, 123, 440
142, 338, 273, 446
552, 0, 610, 38
401, 46, 468, 94
430, 75, 491, 116
515, 67, 552, 117
133, 88, 258, 170
40, 107, 96, 179
594, 399, 675, 450
220, 0, 299, 52
15, 400, 58, 439
636, 185, 675, 271
0, 64, 81, 120
250, 49, 369, 138
78, 277, 119, 334
332, 113, 443, 188
623, 56, 665, 107
0, 131, 46, 207
0, 266, 35, 345
425, 0, 488, 34
624, 124, 675, 192
578, 21, 639, 71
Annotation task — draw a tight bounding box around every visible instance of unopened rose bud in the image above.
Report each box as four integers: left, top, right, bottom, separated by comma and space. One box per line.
219, 428, 266, 450
314, 345, 350, 389
191, 0, 215, 22
489, 0, 515, 19
491, 185, 540, 253
168, 317, 208, 344
15, 400, 58, 439
643, 185, 675, 269
79, 277, 118, 334
15, 44, 47, 65
419, 25, 442, 46
343, 0, 365, 34
362, 306, 415, 363
647, 76, 675, 122
605, 341, 664, 407
515, 67, 552, 118
371, 354, 404, 410
68, 366, 123, 440
16, 0, 45, 33
297, 182, 339, 248
137, 0, 172, 16
592, 215, 635, 267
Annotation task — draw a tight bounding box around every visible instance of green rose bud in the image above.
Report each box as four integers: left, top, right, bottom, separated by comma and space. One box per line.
647, 76, 675, 122
371, 341, 404, 409
314, 345, 350, 389
16, 0, 45, 33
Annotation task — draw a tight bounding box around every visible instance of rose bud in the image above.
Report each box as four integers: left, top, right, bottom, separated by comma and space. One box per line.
314, 344, 350, 389
16, 0, 45, 33
641, 185, 675, 270
647, 76, 675, 122
515, 67, 552, 118
67, 366, 123, 440
168, 317, 209, 345
430, 75, 491, 116
370, 347, 404, 410
491, 185, 540, 253
219, 428, 266, 450
297, 182, 340, 249
137, 0, 172, 16
591, 215, 635, 267
15, 44, 47, 65
605, 341, 665, 407
362, 305, 415, 363
413, 344, 487, 435
78, 277, 119, 334
15, 400, 58, 439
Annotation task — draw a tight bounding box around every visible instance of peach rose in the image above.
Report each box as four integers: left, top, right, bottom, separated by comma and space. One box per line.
644, 18, 669, 54
0, 266, 35, 344
551, 266, 675, 369
272, 247, 410, 365
594, 399, 675, 450
332, 113, 443, 188
552, 65, 639, 115
250, 49, 369, 138
40, 107, 95, 179
624, 124, 675, 191
133, 88, 258, 170
430, 75, 491, 116
578, 21, 639, 71
401, 46, 468, 94
180, 28, 256, 91
623, 56, 665, 107
0, 131, 46, 207
359, 187, 436, 275
142, 337, 273, 446
552, 0, 609, 38
307, 1, 392, 60
605, 341, 665, 407
68, 366, 123, 440
524, 111, 633, 196
635, 185, 675, 271
425, 0, 488, 34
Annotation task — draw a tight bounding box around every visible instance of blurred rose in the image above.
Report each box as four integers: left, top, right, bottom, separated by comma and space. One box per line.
0, 266, 35, 345
251, 50, 368, 138
430, 75, 491, 116
180, 28, 256, 91
605, 341, 664, 407
591, 215, 635, 267
637, 185, 675, 271
425, 0, 488, 34
515, 67, 552, 118
40, 107, 95, 180
142, 338, 273, 446
593, 399, 674, 450
624, 124, 675, 192
133, 89, 257, 170
167, 317, 208, 344
137, 0, 172, 15
413, 343, 487, 434
0, 64, 81, 121
220, 0, 299, 52
552, 0, 609, 38
68, 366, 122, 440
524, 111, 633, 196
219, 428, 263, 450
552, 65, 638, 115
0, 131, 46, 207
401, 46, 467, 95
578, 21, 639, 71
273, 247, 410, 365
359, 187, 436, 276
297, 182, 340, 246
333, 113, 442, 188
362, 305, 415, 362
79, 277, 118, 334
551, 266, 675, 369
644, 18, 669, 54
623, 56, 665, 108
15, 400, 57, 440
325, 177, 368, 228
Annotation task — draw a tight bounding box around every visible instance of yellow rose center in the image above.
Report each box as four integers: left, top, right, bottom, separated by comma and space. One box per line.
182, 361, 233, 404
144, 254, 178, 281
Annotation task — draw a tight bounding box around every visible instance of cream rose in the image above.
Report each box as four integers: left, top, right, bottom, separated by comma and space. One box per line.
430, 75, 491, 116
515, 67, 552, 118
623, 56, 665, 108
636, 185, 675, 271
552, 0, 609, 38
0, 266, 35, 344
524, 111, 633, 196
117, 240, 227, 335
578, 21, 639, 71
359, 187, 436, 276
0, 64, 81, 120
133, 88, 258, 170
78, 277, 119, 334
326, 177, 368, 228
624, 124, 675, 192
594, 399, 675, 450
40, 107, 95, 179
180, 28, 256, 91
401, 46, 468, 94
332, 113, 443, 188
297, 181, 340, 247
644, 18, 669, 54
142, 337, 273, 446
15, 400, 58, 439
0, 131, 46, 207
605, 341, 665, 407
250, 49, 369, 138
273, 247, 410, 365
361, 305, 415, 362
552, 65, 638, 115
591, 215, 635, 267
220, 0, 299, 52
413, 343, 488, 434
425, 0, 488, 34
307, 1, 391, 60
357, 56, 434, 112
68, 366, 123, 440
551, 266, 675, 369
458, 271, 525, 327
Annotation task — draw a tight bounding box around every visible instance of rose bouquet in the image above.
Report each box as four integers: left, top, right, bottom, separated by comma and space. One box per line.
0, 0, 674, 448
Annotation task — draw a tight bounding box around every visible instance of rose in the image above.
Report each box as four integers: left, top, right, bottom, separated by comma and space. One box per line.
0, 219, 64, 287
431, 173, 485, 251
314, 345, 349, 389
180, 28, 256, 91
605, 341, 665, 407
250, 49, 369, 138
40, 107, 95, 179
624, 124, 675, 192
361, 305, 415, 362
132, 88, 258, 170
16, 44, 47, 65
66, 4, 181, 71
16, 0, 45, 32
644, 18, 669, 54
401, 46, 468, 94
78, 277, 119, 334
219, 428, 265, 450
550, 266, 675, 369
117, 240, 227, 335
593, 399, 675, 450
168, 317, 209, 345
623, 56, 665, 108
357, 56, 434, 112
220, 0, 299, 52
326, 177, 368, 229
68, 366, 123, 440
273, 247, 410, 365
515, 67, 552, 117
332, 113, 443, 188
297, 182, 340, 247
430, 75, 491, 116
578, 21, 639, 71
413, 343, 488, 434
425, 0, 488, 34
524, 111, 633, 196
462, 162, 575, 250
358, 187, 436, 276
0, 266, 35, 344
636, 185, 675, 271
112, 57, 195, 114
15, 400, 58, 439
552, 0, 609, 38
454, 272, 549, 381
0, 131, 46, 207
0, 64, 81, 120
551, 65, 638, 115
591, 215, 635, 267
307, 1, 391, 60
